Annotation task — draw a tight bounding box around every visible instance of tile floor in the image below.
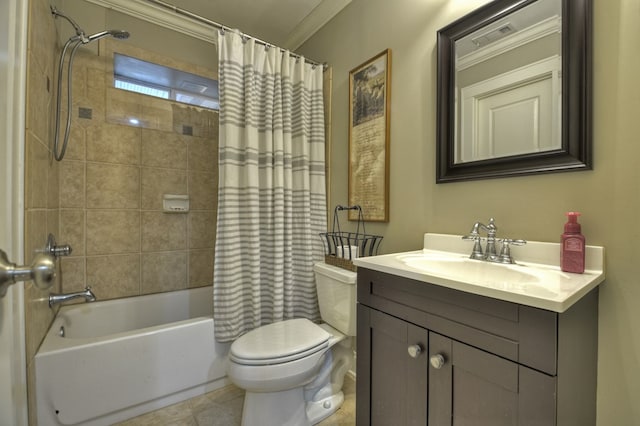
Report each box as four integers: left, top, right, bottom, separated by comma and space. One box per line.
115, 375, 356, 426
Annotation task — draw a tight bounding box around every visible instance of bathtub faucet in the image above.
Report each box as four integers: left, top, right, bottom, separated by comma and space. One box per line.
49, 286, 96, 307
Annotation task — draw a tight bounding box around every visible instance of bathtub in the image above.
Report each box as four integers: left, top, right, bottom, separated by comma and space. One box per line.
35, 286, 230, 426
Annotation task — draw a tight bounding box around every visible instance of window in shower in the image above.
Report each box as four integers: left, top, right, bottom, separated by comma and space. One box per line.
113, 53, 219, 110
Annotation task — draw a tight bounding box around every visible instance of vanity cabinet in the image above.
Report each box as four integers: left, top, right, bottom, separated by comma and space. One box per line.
356, 268, 598, 426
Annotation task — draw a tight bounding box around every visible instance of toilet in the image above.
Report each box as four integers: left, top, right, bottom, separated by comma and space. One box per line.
226, 262, 357, 426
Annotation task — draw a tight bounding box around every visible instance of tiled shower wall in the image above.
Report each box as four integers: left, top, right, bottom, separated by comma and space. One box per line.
57, 41, 219, 299
24, 1, 218, 421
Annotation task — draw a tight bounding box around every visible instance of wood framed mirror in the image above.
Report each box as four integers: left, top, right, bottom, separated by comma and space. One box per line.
436, 0, 592, 183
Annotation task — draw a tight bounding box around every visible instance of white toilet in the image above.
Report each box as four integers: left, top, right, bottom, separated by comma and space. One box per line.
226, 262, 357, 426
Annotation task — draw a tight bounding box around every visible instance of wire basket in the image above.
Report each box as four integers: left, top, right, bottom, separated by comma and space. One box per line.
320, 205, 383, 271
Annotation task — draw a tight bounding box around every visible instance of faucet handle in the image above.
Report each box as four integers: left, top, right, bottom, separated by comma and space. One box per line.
44, 234, 72, 257
498, 239, 527, 264
486, 218, 498, 234
502, 238, 526, 246
462, 234, 484, 260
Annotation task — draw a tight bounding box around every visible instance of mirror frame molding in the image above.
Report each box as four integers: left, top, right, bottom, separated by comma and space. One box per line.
436, 0, 592, 183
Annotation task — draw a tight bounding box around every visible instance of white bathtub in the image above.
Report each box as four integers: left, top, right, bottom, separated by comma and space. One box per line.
35, 286, 230, 426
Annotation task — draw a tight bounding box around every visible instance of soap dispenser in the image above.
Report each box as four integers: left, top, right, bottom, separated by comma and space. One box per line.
561, 212, 585, 273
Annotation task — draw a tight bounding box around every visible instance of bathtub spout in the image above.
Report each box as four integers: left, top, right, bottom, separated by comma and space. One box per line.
49, 286, 96, 307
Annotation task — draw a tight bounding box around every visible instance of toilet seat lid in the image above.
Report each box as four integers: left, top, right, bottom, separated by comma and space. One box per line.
230, 318, 331, 365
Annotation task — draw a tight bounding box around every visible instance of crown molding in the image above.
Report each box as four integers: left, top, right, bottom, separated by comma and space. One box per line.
284, 0, 351, 50
85, 0, 350, 50
84, 0, 217, 44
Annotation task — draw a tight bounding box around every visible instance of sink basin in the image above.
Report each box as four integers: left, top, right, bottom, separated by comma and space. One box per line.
398, 252, 540, 284
351, 233, 606, 312
396, 251, 566, 299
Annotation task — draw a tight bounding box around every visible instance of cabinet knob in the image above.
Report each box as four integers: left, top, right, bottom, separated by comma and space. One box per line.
407, 344, 423, 358
430, 353, 446, 369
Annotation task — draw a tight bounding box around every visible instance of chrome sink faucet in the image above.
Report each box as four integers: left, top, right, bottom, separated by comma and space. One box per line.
463, 218, 526, 264
49, 286, 96, 307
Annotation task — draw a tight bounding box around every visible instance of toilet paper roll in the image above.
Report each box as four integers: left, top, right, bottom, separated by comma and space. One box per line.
337, 245, 359, 260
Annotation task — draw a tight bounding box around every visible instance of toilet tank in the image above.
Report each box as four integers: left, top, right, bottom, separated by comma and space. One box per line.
313, 262, 357, 336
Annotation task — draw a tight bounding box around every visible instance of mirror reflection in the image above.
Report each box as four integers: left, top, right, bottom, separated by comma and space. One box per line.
454, 0, 562, 164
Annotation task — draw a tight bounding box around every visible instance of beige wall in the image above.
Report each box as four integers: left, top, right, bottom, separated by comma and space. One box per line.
299, 0, 640, 423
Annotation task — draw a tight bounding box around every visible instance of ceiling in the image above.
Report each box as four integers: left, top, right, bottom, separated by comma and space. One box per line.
88, 0, 351, 50
172, 0, 325, 48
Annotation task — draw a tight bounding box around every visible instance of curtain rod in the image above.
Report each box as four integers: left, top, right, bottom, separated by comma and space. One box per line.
144, 0, 326, 69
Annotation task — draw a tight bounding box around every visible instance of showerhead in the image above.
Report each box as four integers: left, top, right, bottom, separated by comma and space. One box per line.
52, 6, 130, 45
85, 29, 130, 43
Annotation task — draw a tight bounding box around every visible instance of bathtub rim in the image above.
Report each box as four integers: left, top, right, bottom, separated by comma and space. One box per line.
37, 286, 214, 354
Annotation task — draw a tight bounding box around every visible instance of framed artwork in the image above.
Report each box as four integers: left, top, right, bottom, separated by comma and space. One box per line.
348, 49, 391, 222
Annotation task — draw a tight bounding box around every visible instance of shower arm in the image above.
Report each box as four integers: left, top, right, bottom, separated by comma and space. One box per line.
51, 6, 88, 43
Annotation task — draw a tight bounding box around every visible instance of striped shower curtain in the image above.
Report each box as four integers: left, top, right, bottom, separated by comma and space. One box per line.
213, 30, 327, 342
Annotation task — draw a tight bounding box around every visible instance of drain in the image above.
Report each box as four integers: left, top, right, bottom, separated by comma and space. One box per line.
58, 326, 65, 337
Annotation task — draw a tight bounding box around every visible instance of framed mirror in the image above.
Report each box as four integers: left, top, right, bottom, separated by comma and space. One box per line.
436, 0, 592, 183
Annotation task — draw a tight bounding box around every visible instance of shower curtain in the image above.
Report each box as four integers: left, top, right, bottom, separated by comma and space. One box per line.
213, 30, 327, 342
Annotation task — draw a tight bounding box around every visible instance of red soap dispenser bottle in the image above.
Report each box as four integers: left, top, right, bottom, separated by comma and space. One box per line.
561, 212, 585, 273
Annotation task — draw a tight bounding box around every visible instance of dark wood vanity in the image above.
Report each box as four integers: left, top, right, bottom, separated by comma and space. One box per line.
356, 267, 598, 425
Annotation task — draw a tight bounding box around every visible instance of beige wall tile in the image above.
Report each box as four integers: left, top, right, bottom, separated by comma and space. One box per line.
86, 210, 140, 255
28, 0, 56, 77
188, 136, 217, 173
59, 209, 85, 256
23, 281, 55, 361
141, 128, 187, 169
25, 210, 48, 263
172, 105, 198, 136
189, 211, 216, 249
47, 209, 60, 245
141, 211, 187, 252
86, 122, 141, 164
86, 163, 140, 209
141, 167, 188, 210
141, 251, 188, 294
106, 86, 143, 125
59, 257, 86, 293
86, 66, 107, 122
189, 171, 217, 211
58, 123, 87, 161
140, 97, 174, 132
68, 60, 88, 100
75, 48, 107, 73
26, 52, 51, 143
26, 132, 49, 209
59, 160, 86, 208
47, 154, 61, 209
86, 254, 141, 299
173, 106, 218, 139
189, 249, 214, 288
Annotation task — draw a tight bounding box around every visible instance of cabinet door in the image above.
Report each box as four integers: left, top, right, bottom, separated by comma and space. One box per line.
356, 306, 428, 426
428, 332, 556, 426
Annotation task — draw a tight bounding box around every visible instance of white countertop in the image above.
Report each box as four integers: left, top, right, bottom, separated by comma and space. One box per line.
352, 233, 605, 313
